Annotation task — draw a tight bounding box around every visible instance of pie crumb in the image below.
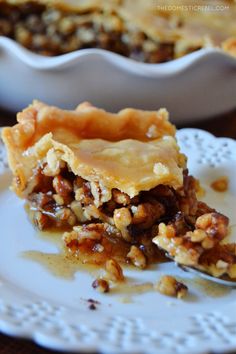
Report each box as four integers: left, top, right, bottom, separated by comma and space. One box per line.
92, 278, 110, 293
211, 177, 229, 192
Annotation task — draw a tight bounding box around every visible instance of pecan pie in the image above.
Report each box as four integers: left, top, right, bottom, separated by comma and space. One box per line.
2, 102, 235, 278
0, 0, 235, 62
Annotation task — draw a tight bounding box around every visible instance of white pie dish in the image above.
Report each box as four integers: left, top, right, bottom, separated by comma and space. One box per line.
0, 128, 236, 354
0, 36, 236, 123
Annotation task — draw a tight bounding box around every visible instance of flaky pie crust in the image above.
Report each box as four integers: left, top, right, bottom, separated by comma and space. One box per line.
2, 101, 185, 198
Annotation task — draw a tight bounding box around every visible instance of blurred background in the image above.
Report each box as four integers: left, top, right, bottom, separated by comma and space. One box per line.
0, 0, 236, 122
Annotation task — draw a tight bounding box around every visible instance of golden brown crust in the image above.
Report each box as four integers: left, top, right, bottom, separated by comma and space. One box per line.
120, 0, 236, 53
222, 37, 236, 57
3, 100, 175, 148
2, 101, 183, 198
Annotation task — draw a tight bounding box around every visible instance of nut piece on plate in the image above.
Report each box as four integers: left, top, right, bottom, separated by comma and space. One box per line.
211, 176, 229, 192
155, 275, 188, 299
105, 259, 124, 282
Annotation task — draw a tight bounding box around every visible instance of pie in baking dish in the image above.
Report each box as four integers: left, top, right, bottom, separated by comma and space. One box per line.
2, 101, 235, 278
0, 0, 235, 62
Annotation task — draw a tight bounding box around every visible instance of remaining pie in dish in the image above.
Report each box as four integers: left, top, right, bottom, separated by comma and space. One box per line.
0, 0, 235, 62
2, 101, 235, 278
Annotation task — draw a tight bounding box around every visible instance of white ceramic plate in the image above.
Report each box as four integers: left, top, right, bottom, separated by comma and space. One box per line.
0, 36, 236, 122
0, 128, 236, 354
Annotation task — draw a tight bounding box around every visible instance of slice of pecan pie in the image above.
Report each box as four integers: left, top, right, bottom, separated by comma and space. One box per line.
2, 102, 235, 277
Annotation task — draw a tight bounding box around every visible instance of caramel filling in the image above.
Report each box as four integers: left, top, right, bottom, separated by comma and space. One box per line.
27, 163, 209, 267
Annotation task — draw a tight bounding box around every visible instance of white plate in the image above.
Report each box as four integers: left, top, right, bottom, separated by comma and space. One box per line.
0, 36, 236, 122
0, 128, 236, 354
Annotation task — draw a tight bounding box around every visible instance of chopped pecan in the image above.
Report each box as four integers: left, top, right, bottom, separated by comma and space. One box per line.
72, 224, 106, 242
112, 189, 131, 205
105, 259, 124, 282
196, 212, 229, 242
33, 211, 50, 231
113, 207, 132, 242
55, 207, 77, 226
75, 182, 94, 206
53, 175, 73, 198
29, 192, 53, 208
132, 202, 165, 229
155, 275, 188, 299
127, 245, 147, 269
